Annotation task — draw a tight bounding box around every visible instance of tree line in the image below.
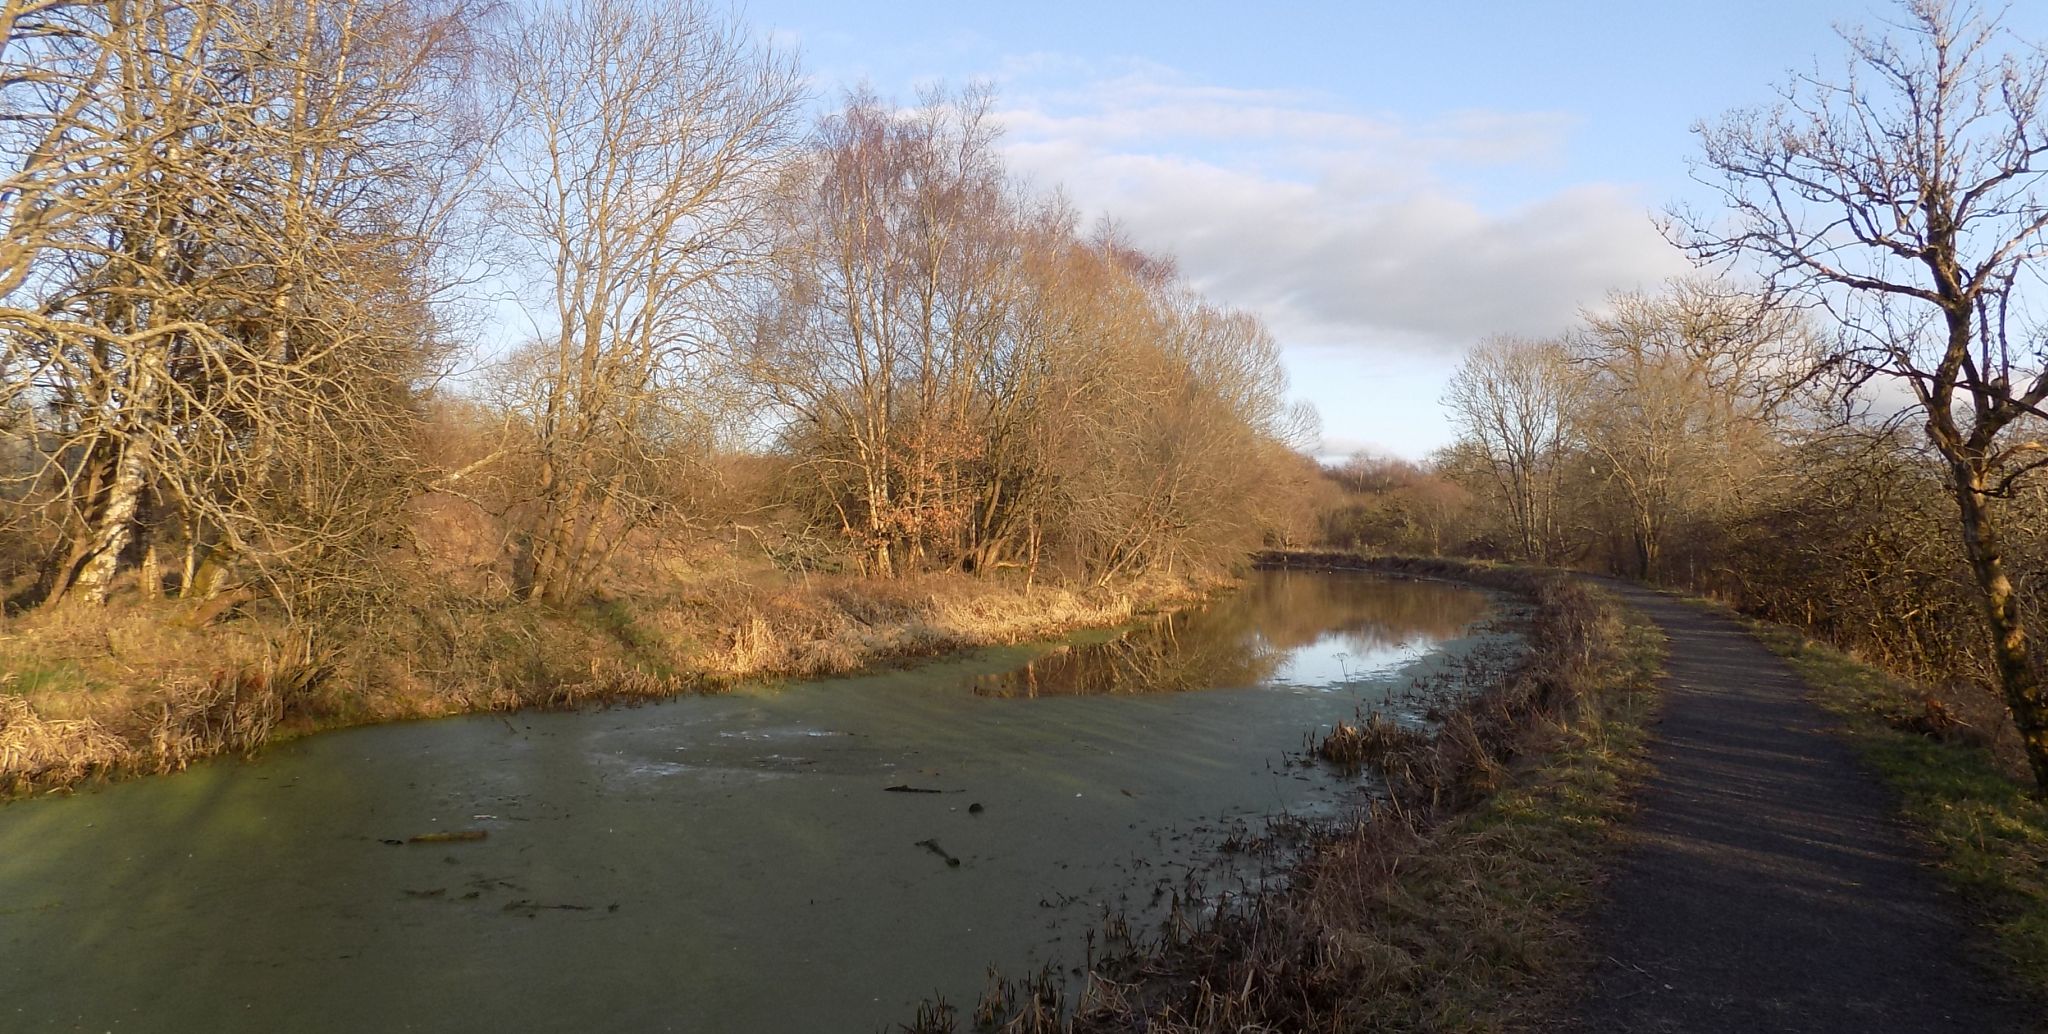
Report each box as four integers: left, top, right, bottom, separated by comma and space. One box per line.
0, 0, 1320, 623
1325, 2, 2046, 791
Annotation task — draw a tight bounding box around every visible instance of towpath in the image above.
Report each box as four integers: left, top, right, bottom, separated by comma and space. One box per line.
1568, 581, 2033, 1033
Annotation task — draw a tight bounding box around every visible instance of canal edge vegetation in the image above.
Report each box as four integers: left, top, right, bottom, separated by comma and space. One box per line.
0, 572, 1217, 800
919, 553, 1665, 1033
1682, 599, 2048, 1004
0, 2, 1326, 803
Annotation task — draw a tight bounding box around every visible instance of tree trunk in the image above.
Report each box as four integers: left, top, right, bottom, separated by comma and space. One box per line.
35, 534, 92, 610
525, 447, 578, 604
1951, 466, 2048, 791
67, 438, 149, 607
140, 538, 161, 600
188, 546, 234, 600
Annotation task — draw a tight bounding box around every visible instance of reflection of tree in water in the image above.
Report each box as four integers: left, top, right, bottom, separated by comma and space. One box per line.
972, 572, 1492, 698
973, 610, 1281, 697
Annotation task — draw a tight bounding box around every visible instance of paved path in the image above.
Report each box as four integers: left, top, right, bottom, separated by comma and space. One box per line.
1569, 581, 2032, 1033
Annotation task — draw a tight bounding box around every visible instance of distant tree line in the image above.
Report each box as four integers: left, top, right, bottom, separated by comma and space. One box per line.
0, 0, 1322, 623
1322, 2, 2048, 791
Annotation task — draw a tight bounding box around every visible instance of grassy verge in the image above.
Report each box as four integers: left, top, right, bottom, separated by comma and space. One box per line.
1739, 618, 2048, 1001
929, 556, 1664, 1033
0, 570, 1211, 797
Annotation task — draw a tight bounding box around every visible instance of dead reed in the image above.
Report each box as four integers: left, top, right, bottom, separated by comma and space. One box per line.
0, 693, 126, 793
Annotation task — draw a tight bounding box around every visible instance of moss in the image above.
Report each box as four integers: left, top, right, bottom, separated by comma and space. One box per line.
0, 660, 87, 697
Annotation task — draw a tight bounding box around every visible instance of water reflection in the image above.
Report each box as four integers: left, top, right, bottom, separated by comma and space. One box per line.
973, 570, 1493, 698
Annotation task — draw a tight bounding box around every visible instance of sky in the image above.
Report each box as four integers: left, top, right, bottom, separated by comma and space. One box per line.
735, 0, 2048, 460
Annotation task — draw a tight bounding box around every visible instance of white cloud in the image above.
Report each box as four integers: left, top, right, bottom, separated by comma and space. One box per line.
991, 60, 1693, 354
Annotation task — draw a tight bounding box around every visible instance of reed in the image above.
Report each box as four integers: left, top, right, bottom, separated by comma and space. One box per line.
919, 556, 1663, 1033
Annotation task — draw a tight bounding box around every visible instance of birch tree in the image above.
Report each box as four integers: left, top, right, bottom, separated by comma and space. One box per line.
1442, 335, 1582, 563
0, 0, 482, 611
489, 0, 800, 603
746, 86, 1008, 576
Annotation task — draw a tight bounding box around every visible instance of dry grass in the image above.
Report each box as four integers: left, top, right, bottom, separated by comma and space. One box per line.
0, 570, 1207, 797
0, 603, 335, 792
1315, 712, 1433, 773
1, 665, 318, 793
0, 694, 126, 791
917, 555, 1664, 1034
679, 574, 1171, 682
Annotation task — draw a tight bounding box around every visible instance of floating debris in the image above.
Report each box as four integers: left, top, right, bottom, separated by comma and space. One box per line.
407, 830, 488, 844
915, 838, 962, 867
502, 899, 594, 918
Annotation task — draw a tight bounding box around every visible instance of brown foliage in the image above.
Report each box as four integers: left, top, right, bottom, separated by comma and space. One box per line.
1315, 454, 1474, 557
749, 88, 1315, 584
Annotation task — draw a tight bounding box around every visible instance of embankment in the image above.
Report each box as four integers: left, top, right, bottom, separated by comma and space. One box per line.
929, 552, 1662, 1033
1, 571, 1213, 797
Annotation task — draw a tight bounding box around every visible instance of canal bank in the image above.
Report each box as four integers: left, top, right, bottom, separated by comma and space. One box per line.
942, 558, 1665, 1033
0, 567, 1514, 1032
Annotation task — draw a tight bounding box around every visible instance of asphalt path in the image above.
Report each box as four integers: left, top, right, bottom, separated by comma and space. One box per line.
1567, 582, 2034, 1033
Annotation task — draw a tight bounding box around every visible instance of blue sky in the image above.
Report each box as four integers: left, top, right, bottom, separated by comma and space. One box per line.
737, 1, 2048, 459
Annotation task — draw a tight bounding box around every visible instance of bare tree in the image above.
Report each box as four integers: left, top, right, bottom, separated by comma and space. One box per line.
1442, 335, 1582, 563
1572, 281, 1815, 578
0, 0, 484, 612
488, 0, 801, 604
746, 87, 1317, 584
0, 1, 113, 307
1066, 290, 1316, 582
746, 85, 1012, 577
1685, 0, 2048, 788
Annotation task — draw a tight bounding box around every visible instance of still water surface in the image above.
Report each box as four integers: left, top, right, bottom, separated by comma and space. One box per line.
0, 570, 1505, 1033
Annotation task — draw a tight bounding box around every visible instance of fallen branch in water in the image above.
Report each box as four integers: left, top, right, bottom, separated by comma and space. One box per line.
407, 829, 488, 844
916, 838, 963, 867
